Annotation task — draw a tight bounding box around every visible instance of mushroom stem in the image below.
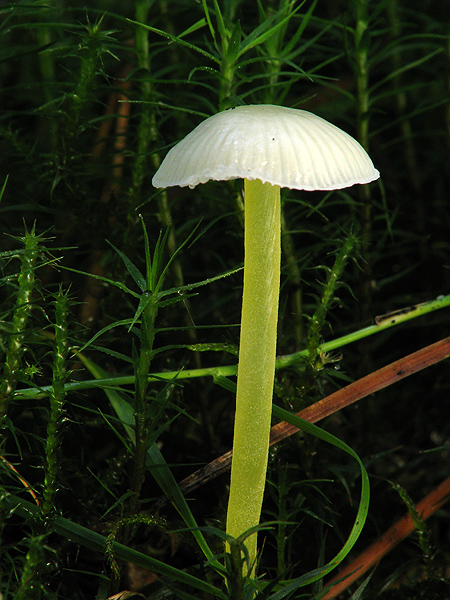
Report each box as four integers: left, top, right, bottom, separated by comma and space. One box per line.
226, 178, 281, 574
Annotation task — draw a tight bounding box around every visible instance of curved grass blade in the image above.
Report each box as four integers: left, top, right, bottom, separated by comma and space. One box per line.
268, 405, 370, 595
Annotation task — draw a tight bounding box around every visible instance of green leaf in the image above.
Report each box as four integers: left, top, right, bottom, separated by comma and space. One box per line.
238, 2, 304, 58
0, 174, 8, 204
187, 342, 238, 356
212, 0, 228, 52
158, 265, 243, 299
370, 47, 443, 92
283, 0, 318, 56
178, 17, 207, 39
75, 318, 138, 354
213, 373, 237, 393
128, 291, 154, 333
62, 266, 140, 299
226, 20, 241, 63
201, 0, 218, 51
126, 17, 218, 63
107, 240, 146, 292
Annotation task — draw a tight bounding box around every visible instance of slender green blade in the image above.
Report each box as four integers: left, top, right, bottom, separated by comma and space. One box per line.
1, 494, 225, 598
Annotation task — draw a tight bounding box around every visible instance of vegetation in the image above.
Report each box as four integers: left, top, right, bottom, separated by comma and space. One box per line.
0, 1, 449, 599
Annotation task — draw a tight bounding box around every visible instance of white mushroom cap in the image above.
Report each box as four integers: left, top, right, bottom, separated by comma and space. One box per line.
152, 105, 379, 191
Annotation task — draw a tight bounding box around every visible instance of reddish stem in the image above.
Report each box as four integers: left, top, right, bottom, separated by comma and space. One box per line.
322, 474, 450, 598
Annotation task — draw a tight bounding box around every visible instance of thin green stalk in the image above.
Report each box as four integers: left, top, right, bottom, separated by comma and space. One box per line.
129, 297, 158, 514
127, 4, 190, 512
62, 19, 106, 154
13, 291, 450, 400
15, 533, 47, 600
130, 1, 187, 310
281, 208, 304, 349
354, 0, 373, 325
132, 3, 215, 448
307, 234, 357, 376
128, 0, 154, 204
253, 2, 313, 348
36, 2, 59, 147
14, 289, 71, 599
42, 287, 70, 517
386, 0, 428, 269
226, 179, 281, 574
447, 25, 450, 148
275, 464, 289, 578
0, 227, 40, 431
204, 0, 240, 111
386, 0, 420, 192
390, 481, 435, 576
354, 0, 370, 152
261, 0, 299, 104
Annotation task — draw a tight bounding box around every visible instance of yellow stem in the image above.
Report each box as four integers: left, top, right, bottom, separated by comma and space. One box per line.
226, 179, 281, 574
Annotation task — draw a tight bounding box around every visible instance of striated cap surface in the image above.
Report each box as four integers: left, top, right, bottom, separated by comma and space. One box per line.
152, 105, 380, 191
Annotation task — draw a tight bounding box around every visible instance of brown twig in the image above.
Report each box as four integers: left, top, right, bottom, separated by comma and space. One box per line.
1, 456, 40, 506
321, 474, 450, 598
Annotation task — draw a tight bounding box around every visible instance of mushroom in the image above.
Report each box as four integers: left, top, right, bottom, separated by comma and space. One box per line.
152, 104, 379, 575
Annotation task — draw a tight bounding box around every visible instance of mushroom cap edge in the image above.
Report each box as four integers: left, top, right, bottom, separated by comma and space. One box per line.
152, 105, 380, 192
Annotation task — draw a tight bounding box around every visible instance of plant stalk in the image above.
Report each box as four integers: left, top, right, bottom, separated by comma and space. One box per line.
226, 179, 281, 574
354, 0, 373, 328
0, 228, 40, 431
42, 287, 70, 517
130, 297, 158, 515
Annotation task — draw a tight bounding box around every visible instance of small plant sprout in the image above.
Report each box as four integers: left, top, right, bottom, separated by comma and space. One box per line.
152, 105, 380, 575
